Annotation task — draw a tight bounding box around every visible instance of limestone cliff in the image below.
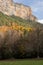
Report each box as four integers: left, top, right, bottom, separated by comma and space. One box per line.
0, 0, 37, 21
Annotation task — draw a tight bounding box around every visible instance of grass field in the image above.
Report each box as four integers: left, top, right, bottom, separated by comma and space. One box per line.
0, 60, 43, 65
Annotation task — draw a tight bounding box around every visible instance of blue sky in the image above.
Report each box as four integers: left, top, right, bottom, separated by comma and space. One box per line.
13, 0, 43, 24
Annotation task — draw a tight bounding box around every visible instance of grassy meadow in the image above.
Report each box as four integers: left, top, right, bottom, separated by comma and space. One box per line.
0, 60, 43, 65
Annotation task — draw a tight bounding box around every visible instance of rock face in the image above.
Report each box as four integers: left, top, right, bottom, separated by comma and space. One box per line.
0, 0, 37, 21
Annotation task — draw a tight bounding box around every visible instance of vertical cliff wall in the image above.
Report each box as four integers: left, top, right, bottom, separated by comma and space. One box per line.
0, 0, 37, 21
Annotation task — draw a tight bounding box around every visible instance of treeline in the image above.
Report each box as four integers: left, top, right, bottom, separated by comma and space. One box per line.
0, 28, 43, 59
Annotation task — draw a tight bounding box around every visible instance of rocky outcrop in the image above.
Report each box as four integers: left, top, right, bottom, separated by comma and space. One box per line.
0, 0, 37, 21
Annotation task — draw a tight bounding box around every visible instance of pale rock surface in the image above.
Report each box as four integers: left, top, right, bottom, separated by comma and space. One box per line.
0, 0, 37, 21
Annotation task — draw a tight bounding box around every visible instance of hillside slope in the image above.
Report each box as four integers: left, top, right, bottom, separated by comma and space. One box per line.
0, 12, 43, 29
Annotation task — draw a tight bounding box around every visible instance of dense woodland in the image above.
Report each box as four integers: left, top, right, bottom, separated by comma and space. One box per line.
0, 12, 43, 59
0, 28, 43, 59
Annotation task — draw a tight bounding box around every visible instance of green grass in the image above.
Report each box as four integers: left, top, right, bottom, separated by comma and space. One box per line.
0, 60, 43, 65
